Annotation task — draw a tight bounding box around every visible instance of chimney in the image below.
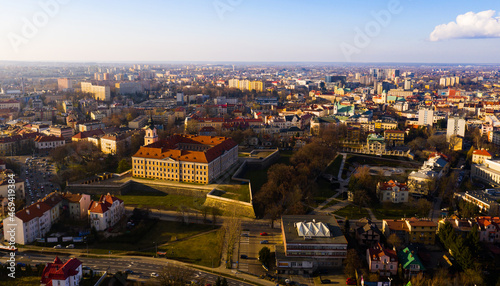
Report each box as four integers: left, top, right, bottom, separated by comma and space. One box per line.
26, 209, 30, 215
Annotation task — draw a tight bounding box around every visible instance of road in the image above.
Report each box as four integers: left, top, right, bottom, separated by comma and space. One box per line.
1, 251, 256, 286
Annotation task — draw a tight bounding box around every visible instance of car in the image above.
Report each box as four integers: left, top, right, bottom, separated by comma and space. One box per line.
66, 244, 74, 249
16, 262, 26, 267
241, 233, 249, 237
260, 240, 269, 244
150, 272, 159, 277
53, 244, 62, 249
321, 279, 331, 284
125, 269, 134, 274
346, 278, 356, 285
260, 232, 268, 236
240, 254, 248, 259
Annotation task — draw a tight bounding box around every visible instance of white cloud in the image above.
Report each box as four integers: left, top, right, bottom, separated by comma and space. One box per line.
430, 10, 500, 41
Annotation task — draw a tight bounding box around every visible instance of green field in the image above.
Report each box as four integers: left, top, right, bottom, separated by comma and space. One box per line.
117, 192, 206, 211
333, 204, 370, 220
325, 154, 343, 177
158, 228, 224, 267
371, 203, 420, 220
312, 178, 339, 206
89, 220, 216, 255
216, 183, 251, 202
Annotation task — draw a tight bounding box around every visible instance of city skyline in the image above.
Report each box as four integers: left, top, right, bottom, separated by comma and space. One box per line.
0, 0, 500, 63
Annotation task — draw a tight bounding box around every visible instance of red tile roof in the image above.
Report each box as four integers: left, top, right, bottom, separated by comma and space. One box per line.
15, 202, 52, 223
473, 149, 492, 157
41, 257, 82, 284
88, 194, 123, 214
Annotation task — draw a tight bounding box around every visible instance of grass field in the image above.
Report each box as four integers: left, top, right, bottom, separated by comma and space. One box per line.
90, 221, 216, 255
325, 154, 343, 177
371, 203, 420, 220
158, 228, 224, 267
333, 204, 370, 220
217, 183, 251, 202
117, 193, 206, 211
312, 178, 339, 206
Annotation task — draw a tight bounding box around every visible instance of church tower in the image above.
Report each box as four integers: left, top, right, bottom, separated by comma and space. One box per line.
144, 116, 158, 146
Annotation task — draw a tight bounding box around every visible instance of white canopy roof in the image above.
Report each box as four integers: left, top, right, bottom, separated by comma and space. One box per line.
295, 221, 331, 237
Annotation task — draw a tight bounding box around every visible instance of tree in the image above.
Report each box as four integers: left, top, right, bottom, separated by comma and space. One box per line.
155, 264, 197, 286
416, 199, 432, 217
116, 158, 131, 173
387, 233, 402, 250
221, 278, 228, 286
215, 277, 222, 286
258, 247, 272, 268
343, 249, 362, 278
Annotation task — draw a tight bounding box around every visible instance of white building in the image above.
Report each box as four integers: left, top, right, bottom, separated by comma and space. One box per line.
88, 194, 125, 231
41, 257, 82, 286
35, 135, 66, 150
2, 202, 52, 245
376, 180, 409, 203
418, 108, 434, 127
81, 82, 110, 101
446, 117, 466, 138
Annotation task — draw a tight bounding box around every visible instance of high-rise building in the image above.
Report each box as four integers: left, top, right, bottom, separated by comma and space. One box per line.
447, 117, 466, 140
404, 79, 412, 90
81, 82, 110, 101
57, 78, 73, 90
418, 108, 434, 126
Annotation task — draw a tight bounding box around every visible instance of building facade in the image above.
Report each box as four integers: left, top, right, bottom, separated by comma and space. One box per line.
132, 134, 238, 184
88, 194, 125, 231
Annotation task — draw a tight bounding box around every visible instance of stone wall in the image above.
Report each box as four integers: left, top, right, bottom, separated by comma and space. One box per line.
205, 188, 256, 218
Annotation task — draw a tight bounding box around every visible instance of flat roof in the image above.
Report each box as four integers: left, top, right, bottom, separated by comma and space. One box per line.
281, 215, 347, 245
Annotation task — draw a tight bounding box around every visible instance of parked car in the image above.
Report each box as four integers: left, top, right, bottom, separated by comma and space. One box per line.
53, 244, 62, 249
346, 278, 356, 285
150, 272, 159, 277
66, 244, 74, 249
240, 254, 248, 259
260, 232, 268, 236
125, 269, 134, 274
241, 233, 249, 237
260, 240, 269, 244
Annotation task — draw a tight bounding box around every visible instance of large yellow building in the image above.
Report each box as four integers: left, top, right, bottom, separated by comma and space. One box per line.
81, 82, 110, 101
132, 134, 238, 184
228, 79, 263, 92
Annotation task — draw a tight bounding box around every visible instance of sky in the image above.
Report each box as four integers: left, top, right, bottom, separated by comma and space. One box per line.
1, 0, 500, 63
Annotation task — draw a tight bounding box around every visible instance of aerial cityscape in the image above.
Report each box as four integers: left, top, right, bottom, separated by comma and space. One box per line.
1, 1, 500, 286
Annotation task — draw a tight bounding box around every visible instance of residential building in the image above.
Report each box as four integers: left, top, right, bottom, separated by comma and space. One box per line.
364, 134, 386, 153
383, 218, 437, 245
0, 173, 25, 200
398, 247, 425, 278
57, 78, 73, 90
367, 242, 398, 276
0, 99, 21, 110
408, 153, 449, 197
77, 121, 105, 132
132, 134, 238, 184
446, 117, 466, 138
62, 101, 74, 113
81, 82, 110, 101
454, 191, 499, 216
276, 215, 348, 275
61, 193, 92, 220
41, 257, 82, 286
100, 132, 131, 155
472, 159, 500, 187
128, 115, 149, 129
384, 130, 405, 146
41, 192, 63, 223
472, 149, 492, 164
35, 135, 66, 150
115, 82, 143, 95
376, 180, 409, 203
88, 194, 125, 231
50, 125, 75, 143
355, 218, 382, 247
72, 129, 105, 142
2, 202, 52, 245
418, 108, 434, 126
475, 216, 500, 243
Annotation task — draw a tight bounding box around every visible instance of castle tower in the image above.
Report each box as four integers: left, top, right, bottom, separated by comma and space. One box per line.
144, 116, 158, 146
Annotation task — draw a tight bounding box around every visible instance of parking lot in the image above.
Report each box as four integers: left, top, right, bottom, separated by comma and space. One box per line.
17, 154, 60, 205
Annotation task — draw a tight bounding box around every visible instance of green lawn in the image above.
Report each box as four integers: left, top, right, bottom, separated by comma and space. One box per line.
117, 193, 206, 211
371, 203, 420, 220
89, 220, 216, 255
159, 228, 224, 267
320, 198, 343, 210
0, 276, 40, 285
333, 204, 370, 220
325, 154, 343, 176
312, 178, 339, 206
217, 183, 251, 202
